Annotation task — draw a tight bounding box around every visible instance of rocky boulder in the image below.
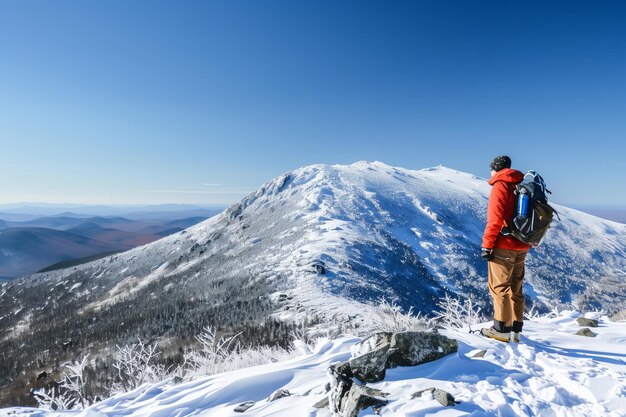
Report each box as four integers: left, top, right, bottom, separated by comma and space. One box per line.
387, 331, 459, 368
348, 331, 458, 383
327, 363, 389, 417
313, 396, 330, 409
327, 330, 458, 416
575, 328, 597, 337
328, 363, 355, 414
472, 350, 487, 358
576, 317, 599, 327
341, 385, 388, 417
348, 333, 393, 383
233, 401, 255, 412
412, 387, 457, 406
267, 389, 290, 402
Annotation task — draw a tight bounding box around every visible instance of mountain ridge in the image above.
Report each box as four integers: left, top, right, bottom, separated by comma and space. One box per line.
0, 161, 624, 405
3, 161, 625, 318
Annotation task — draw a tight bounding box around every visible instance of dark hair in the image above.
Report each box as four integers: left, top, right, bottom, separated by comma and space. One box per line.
490, 155, 512, 172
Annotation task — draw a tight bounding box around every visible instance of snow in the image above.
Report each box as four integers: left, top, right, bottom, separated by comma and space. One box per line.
3, 310, 32, 341
2, 162, 624, 416
7, 162, 623, 328
80, 262, 170, 313
220, 161, 624, 317
3, 312, 624, 417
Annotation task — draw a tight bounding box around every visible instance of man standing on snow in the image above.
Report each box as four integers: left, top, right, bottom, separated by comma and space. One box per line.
481, 155, 531, 343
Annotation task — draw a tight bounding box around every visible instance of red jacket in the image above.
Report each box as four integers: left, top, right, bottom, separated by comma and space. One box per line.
482, 168, 532, 251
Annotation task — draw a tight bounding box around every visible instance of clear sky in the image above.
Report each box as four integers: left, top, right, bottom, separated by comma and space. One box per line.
1, 0, 625, 206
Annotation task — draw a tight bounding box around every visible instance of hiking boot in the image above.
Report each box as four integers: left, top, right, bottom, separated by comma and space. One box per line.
480, 326, 511, 342
512, 332, 520, 343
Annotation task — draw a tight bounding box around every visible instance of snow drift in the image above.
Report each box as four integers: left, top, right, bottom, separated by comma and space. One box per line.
3, 312, 625, 417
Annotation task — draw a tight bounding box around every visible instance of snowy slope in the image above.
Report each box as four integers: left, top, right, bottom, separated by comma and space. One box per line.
3, 312, 624, 417
179, 161, 624, 316
1, 162, 624, 405
4, 162, 624, 321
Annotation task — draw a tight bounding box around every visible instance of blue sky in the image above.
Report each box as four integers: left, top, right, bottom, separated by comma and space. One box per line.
1, 1, 625, 206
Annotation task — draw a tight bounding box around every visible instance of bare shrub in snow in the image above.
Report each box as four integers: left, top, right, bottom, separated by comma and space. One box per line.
609, 309, 626, 322
525, 304, 548, 321
524, 306, 603, 323
112, 339, 166, 394
33, 354, 91, 410
369, 298, 433, 333
324, 313, 372, 338
178, 326, 299, 380
290, 325, 317, 355
435, 293, 483, 331
524, 305, 563, 322
215, 345, 298, 373
32, 386, 76, 411
62, 354, 90, 408
181, 326, 241, 377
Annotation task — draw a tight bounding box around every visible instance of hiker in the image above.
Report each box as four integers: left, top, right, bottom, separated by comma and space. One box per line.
480, 155, 531, 343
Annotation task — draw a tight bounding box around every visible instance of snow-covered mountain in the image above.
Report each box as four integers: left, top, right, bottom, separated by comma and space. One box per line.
0, 162, 624, 405
3, 312, 625, 417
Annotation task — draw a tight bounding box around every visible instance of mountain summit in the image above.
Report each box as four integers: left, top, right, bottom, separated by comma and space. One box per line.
207, 161, 624, 316
0, 162, 624, 404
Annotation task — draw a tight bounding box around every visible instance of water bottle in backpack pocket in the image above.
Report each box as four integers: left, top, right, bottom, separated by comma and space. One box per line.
517, 188, 529, 217
504, 171, 559, 247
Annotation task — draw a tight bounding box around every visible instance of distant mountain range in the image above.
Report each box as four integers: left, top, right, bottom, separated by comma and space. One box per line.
0, 203, 224, 219
568, 205, 626, 224
0, 208, 221, 280
0, 227, 125, 278
0, 162, 623, 406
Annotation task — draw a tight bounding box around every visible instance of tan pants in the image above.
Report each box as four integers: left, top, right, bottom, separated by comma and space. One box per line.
488, 248, 528, 325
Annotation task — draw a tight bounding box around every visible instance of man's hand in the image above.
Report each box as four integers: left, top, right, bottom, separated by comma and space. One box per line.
481, 247, 494, 261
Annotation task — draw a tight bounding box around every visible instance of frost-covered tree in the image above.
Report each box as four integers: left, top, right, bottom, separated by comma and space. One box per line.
435, 293, 483, 331
62, 354, 90, 409
175, 326, 301, 381
181, 326, 240, 377
33, 353, 91, 410
32, 385, 76, 411
112, 339, 166, 394
290, 325, 316, 355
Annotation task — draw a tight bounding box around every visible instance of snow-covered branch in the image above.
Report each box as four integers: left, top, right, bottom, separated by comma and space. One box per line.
435, 293, 483, 331
369, 297, 433, 333
33, 353, 91, 410
112, 339, 165, 394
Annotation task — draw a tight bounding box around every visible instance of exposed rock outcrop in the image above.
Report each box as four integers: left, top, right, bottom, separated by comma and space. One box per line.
412, 387, 457, 406
349, 333, 393, 383
576, 317, 599, 327
472, 350, 487, 358
341, 385, 388, 417
234, 401, 255, 412
348, 331, 458, 383
387, 331, 459, 368
575, 328, 597, 337
327, 331, 458, 416
268, 389, 290, 402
